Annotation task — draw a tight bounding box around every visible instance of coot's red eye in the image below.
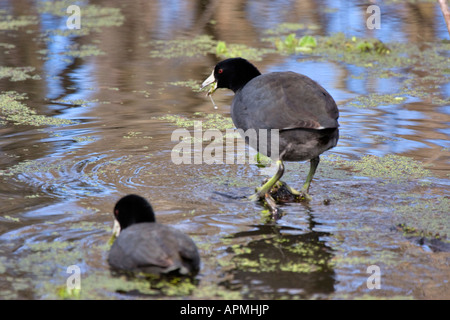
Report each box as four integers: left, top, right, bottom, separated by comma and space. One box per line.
218, 68, 223, 74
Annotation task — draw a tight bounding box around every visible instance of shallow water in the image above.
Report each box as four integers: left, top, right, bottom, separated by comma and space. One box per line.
0, 0, 449, 299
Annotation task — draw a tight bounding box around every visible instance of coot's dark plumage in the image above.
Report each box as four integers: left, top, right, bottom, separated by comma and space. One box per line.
108, 194, 200, 275
202, 58, 339, 200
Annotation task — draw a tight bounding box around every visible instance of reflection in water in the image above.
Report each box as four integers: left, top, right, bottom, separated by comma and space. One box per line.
222, 209, 335, 299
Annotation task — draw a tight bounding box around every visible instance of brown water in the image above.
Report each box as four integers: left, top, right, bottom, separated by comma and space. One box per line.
0, 0, 449, 299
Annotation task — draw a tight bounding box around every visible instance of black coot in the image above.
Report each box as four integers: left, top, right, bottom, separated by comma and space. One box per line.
202, 58, 339, 201
108, 194, 200, 275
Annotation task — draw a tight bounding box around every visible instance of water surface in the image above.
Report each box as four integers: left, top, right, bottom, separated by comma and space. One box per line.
0, 0, 449, 299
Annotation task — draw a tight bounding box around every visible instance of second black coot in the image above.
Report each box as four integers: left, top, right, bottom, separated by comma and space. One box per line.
201, 58, 339, 201
108, 194, 200, 276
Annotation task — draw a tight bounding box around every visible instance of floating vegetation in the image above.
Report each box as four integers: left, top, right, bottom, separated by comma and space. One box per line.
148, 35, 272, 61
64, 44, 105, 58
394, 197, 450, 240
274, 34, 317, 54
0, 43, 15, 51
50, 98, 102, 107
215, 41, 274, 61
0, 66, 41, 82
149, 35, 217, 59
73, 136, 95, 143
167, 80, 202, 92
0, 92, 74, 127
349, 93, 406, 108
0, 157, 65, 177
36, 0, 124, 36
300, 33, 394, 68
122, 131, 152, 139
331, 154, 432, 182
154, 112, 234, 131
0, 13, 38, 30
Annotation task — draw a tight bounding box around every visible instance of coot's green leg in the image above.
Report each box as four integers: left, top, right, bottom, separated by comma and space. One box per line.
266, 156, 320, 202
301, 156, 320, 195
286, 156, 319, 201
249, 160, 285, 201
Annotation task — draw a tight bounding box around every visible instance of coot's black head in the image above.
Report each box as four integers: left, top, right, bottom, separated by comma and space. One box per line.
113, 194, 155, 234
202, 57, 261, 93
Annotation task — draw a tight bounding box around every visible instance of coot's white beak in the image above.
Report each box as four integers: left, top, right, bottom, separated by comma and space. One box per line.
108, 219, 121, 245
201, 70, 216, 89
112, 219, 121, 237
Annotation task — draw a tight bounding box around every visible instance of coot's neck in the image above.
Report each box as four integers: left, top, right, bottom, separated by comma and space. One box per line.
230, 67, 261, 93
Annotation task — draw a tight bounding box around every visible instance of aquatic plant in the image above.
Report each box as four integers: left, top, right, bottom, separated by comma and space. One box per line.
331, 154, 432, 182
149, 35, 272, 61
215, 41, 273, 61
154, 112, 234, 131
0, 66, 41, 82
36, 0, 124, 36
0, 92, 74, 126
0, 13, 38, 30
275, 34, 317, 53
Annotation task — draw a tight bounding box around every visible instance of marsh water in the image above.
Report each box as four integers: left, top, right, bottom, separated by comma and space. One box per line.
0, 0, 449, 299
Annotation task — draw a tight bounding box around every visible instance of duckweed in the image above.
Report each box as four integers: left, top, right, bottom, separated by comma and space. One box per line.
155, 112, 234, 131
149, 35, 217, 59
394, 197, 450, 239
37, 0, 124, 36
0, 14, 38, 30
0, 92, 74, 126
349, 93, 406, 108
274, 34, 317, 54
215, 40, 274, 61
167, 80, 202, 92
331, 154, 432, 182
0, 66, 41, 82
149, 35, 272, 61
64, 44, 105, 58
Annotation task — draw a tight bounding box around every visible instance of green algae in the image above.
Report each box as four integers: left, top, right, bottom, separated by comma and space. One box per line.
310, 33, 400, 68
274, 34, 317, 54
349, 93, 406, 108
394, 197, 450, 239
264, 31, 449, 85
51, 98, 104, 108
149, 35, 217, 59
0, 66, 41, 82
155, 112, 234, 131
0, 14, 38, 30
122, 131, 152, 140
167, 80, 202, 92
36, 0, 124, 36
215, 40, 274, 61
3, 215, 20, 222
329, 154, 432, 182
228, 235, 332, 275
64, 44, 105, 58
148, 35, 272, 61
0, 92, 74, 127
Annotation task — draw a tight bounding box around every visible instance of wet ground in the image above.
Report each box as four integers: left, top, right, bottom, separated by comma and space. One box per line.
0, 0, 449, 299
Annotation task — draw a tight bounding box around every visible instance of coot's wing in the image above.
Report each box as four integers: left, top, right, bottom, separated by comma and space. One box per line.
232, 72, 339, 131
109, 224, 200, 275
174, 231, 201, 273
109, 224, 174, 272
